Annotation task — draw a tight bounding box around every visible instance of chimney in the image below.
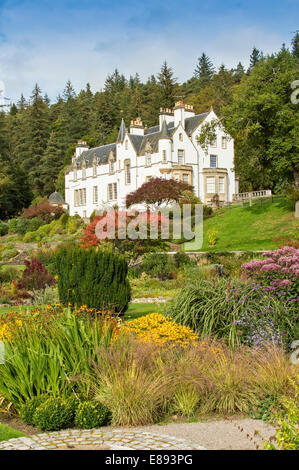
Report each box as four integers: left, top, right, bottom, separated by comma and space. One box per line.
75, 140, 89, 158
184, 103, 195, 119
130, 117, 145, 136
174, 100, 185, 128
159, 107, 174, 130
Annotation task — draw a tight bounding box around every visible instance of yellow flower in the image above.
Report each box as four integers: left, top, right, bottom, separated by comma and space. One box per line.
122, 313, 198, 347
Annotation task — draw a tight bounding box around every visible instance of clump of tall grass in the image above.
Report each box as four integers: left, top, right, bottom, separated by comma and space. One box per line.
90, 337, 297, 425
169, 278, 297, 348
91, 340, 173, 426
0, 308, 116, 410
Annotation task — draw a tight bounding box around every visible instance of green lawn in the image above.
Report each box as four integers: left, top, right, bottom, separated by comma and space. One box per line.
186, 198, 298, 252
124, 302, 167, 320
0, 304, 38, 316
0, 302, 166, 320
0, 423, 26, 442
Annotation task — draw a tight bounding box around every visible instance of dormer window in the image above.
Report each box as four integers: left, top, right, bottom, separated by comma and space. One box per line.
109, 161, 115, 174
125, 140, 128, 150
125, 160, 131, 184
179, 133, 183, 142
93, 155, 97, 177
146, 153, 151, 166
211, 137, 217, 148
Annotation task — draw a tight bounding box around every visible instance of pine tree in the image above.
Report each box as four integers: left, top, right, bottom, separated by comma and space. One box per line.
40, 130, 65, 195
248, 47, 262, 72
60, 80, 84, 148
25, 84, 50, 194
194, 53, 215, 84
291, 32, 299, 59
157, 61, 177, 108
63, 80, 76, 101
17, 93, 27, 111
0, 152, 32, 219
233, 62, 245, 82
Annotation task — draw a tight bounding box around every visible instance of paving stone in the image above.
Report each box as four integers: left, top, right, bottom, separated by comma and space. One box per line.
0, 428, 206, 450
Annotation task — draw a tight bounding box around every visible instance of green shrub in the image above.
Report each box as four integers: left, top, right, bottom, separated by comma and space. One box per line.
56, 245, 131, 312
74, 401, 111, 429
37, 224, 52, 236
16, 218, 30, 235
89, 210, 96, 223
23, 231, 37, 243
203, 205, 213, 219
21, 395, 49, 425
249, 395, 283, 423
59, 212, 69, 226
173, 251, 191, 268
33, 248, 57, 273
0, 266, 21, 283
28, 217, 45, 232
1, 248, 18, 261
142, 253, 175, 280
8, 219, 19, 233
0, 222, 9, 236
67, 216, 82, 234
33, 397, 74, 431
30, 286, 59, 305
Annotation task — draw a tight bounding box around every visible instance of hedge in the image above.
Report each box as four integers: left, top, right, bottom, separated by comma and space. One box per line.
55, 245, 131, 312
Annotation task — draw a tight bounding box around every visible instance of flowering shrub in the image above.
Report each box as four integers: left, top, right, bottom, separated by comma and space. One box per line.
207, 229, 218, 246
123, 313, 198, 347
16, 259, 56, 291
80, 209, 169, 256
22, 201, 64, 223
0, 318, 22, 341
242, 246, 299, 298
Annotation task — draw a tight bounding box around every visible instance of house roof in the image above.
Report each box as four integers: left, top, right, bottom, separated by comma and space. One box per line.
160, 119, 171, 139
48, 191, 65, 204
75, 143, 116, 167
72, 111, 210, 167
117, 118, 126, 143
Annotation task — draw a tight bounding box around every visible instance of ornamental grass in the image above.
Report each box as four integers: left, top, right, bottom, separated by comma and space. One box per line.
90, 337, 297, 425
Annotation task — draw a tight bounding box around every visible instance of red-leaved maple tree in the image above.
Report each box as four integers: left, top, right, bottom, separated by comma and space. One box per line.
126, 177, 193, 208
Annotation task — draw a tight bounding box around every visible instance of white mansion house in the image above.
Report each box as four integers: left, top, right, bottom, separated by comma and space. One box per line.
65, 101, 238, 218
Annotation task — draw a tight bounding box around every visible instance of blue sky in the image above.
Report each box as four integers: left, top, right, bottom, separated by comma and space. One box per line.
0, 0, 298, 103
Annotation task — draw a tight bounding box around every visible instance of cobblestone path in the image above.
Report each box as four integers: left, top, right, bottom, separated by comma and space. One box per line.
0, 428, 205, 450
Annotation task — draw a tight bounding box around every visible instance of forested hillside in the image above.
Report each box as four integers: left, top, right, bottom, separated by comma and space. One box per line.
0, 36, 298, 220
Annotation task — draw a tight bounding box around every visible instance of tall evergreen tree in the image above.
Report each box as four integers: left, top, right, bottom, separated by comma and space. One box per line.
291, 32, 299, 59
233, 62, 245, 82
40, 130, 65, 195
0, 152, 32, 219
194, 53, 215, 84
248, 47, 262, 72
157, 61, 177, 108
25, 83, 50, 193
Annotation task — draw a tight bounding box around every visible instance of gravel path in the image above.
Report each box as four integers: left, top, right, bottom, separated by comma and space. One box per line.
130, 418, 276, 450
